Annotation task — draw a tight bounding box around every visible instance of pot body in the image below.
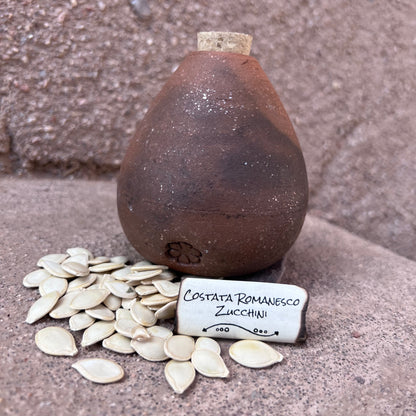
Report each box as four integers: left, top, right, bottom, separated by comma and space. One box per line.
117, 51, 308, 276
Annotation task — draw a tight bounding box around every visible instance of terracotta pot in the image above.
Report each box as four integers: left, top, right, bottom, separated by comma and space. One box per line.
117, 49, 308, 277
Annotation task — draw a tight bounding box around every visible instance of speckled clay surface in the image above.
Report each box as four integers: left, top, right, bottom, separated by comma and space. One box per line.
118, 51, 308, 276
1, 177, 415, 415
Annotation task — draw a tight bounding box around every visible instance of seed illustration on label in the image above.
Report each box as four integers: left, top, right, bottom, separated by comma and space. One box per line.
175, 278, 309, 343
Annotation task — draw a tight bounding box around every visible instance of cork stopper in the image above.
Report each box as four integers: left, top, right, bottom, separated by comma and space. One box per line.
197, 32, 252, 56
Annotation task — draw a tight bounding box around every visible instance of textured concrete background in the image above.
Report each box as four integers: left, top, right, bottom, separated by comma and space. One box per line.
1, 0, 415, 261
1, 178, 415, 416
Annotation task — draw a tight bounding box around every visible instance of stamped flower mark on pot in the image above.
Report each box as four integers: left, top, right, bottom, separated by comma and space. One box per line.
166, 242, 202, 264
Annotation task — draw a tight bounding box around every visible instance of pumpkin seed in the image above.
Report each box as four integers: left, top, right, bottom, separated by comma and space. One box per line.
103, 293, 122, 311
229, 340, 283, 368
115, 308, 150, 339
131, 336, 168, 362
103, 333, 135, 354
164, 360, 195, 394
126, 269, 163, 285
86, 304, 115, 321
26, 291, 61, 324
98, 275, 116, 290
67, 247, 93, 259
23, 269, 51, 288
131, 261, 168, 272
104, 280, 137, 299
191, 349, 229, 378
114, 318, 142, 339
110, 256, 128, 264
67, 274, 97, 292
135, 285, 158, 296
131, 260, 152, 267
141, 293, 174, 307
35, 326, 78, 356
116, 308, 133, 321
138, 278, 156, 286
111, 266, 132, 281
81, 320, 115, 347
93, 273, 111, 287
72, 358, 124, 384
147, 325, 173, 340
86, 283, 100, 290
61, 261, 89, 277
89, 262, 124, 273
69, 312, 95, 331
121, 297, 137, 309
37, 253, 68, 267
155, 270, 176, 280
38, 276, 68, 297
49, 290, 81, 319
195, 337, 221, 355
154, 300, 177, 320
132, 325, 150, 340
88, 256, 110, 265
130, 301, 157, 327
164, 335, 195, 361
70, 288, 110, 310
139, 270, 175, 285
63, 254, 89, 267
41, 260, 74, 278
152, 280, 180, 298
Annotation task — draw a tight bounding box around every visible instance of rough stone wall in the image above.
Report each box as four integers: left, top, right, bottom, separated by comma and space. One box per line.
1, 0, 415, 260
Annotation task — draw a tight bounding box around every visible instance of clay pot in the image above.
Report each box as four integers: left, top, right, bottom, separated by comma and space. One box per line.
117, 49, 308, 277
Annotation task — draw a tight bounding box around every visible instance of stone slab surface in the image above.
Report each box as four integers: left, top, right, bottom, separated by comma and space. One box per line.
1, 1, 416, 260
0, 177, 415, 416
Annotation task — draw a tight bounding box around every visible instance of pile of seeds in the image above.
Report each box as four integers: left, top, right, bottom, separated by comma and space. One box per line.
24, 247, 283, 393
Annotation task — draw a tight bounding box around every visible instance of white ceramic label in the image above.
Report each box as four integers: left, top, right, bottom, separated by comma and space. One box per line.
175, 278, 308, 343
